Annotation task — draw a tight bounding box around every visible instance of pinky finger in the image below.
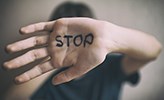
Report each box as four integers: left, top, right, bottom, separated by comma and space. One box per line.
15, 60, 54, 84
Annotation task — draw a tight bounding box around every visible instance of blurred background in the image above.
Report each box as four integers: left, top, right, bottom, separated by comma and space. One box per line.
0, 0, 164, 100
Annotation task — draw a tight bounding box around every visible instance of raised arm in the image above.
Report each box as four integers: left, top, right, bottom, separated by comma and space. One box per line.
3, 18, 162, 85
103, 22, 162, 74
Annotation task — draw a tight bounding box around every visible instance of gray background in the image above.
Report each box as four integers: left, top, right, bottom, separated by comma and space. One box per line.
0, 0, 164, 100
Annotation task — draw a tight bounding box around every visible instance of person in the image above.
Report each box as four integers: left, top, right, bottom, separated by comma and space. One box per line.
3, 2, 162, 100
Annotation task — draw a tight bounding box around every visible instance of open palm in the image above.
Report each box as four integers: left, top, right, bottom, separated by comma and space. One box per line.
4, 18, 109, 85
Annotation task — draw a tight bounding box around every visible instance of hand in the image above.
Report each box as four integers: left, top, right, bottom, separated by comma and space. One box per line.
3, 18, 111, 85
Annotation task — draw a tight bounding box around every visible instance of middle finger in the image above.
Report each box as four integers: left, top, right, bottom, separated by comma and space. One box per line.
6, 35, 48, 53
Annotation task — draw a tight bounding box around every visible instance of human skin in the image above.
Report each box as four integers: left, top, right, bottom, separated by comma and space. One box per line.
3, 18, 162, 85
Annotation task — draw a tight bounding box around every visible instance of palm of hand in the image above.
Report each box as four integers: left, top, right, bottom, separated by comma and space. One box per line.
4, 18, 108, 85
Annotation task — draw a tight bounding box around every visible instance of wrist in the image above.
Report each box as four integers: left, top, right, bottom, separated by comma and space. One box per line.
102, 21, 123, 54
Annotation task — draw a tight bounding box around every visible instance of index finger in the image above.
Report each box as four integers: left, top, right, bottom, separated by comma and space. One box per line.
20, 21, 55, 34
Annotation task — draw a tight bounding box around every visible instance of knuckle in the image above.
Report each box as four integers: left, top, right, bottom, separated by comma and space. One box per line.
55, 18, 66, 25
50, 56, 64, 68
34, 36, 41, 45
51, 60, 62, 68
36, 65, 43, 74
44, 22, 51, 31
30, 37, 37, 46
34, 22, 45, 31
61, 72, 71, 82
28, 50, 39, 60
53, 19, 68, 33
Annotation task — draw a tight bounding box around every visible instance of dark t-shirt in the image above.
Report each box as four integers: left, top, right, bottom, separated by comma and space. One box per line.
31, 54, 139, 100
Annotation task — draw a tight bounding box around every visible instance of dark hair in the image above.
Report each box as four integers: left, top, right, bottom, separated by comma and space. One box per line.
49, 2, 95, 21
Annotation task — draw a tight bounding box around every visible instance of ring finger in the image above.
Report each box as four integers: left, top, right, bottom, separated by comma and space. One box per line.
3, 47, 48, 69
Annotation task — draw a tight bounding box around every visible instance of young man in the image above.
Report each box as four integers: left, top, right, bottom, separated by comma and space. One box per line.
3, 2, 162, 100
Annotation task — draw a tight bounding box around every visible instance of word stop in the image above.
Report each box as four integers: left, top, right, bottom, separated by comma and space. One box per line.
55, 33, 94, 47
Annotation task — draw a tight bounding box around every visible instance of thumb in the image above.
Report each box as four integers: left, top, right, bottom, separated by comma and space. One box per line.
52, 65, 84, 85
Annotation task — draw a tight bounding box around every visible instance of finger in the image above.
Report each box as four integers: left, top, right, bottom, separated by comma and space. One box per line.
20, 21, 55, 34
15, 60, 54, 84
3, 48, 48, 69
52, 65, 85, 85
6, 35, 48, 53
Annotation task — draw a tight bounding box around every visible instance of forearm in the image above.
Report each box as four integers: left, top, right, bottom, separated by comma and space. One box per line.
105, 22, 162, 61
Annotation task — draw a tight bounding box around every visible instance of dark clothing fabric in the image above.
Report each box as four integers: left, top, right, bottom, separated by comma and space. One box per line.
31, 54, 139, 100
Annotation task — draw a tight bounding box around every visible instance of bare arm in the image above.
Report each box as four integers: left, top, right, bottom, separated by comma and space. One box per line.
3, 18, 162, 85
105, 22, 162, 74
